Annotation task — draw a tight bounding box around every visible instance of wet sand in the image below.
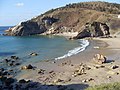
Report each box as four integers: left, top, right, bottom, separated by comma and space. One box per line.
15, 37, 120, 90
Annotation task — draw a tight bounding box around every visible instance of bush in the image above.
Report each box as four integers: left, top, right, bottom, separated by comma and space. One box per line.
86, 82, 120, 90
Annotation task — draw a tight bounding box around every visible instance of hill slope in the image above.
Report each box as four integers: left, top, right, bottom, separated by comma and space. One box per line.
5, 1, 120, 38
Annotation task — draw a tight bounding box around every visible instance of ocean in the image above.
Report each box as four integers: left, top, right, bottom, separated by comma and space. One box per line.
0, 26, 89, 64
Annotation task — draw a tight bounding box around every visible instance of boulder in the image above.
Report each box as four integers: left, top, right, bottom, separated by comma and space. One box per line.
27, 64, 34, 69
19, 79, 27, 83
111, 65, 119, 69
21, 64, 34, 70
38, 69, 45, 74
4, 59, 10, 63
92, 54, 107, 64
29, 52, 38, 56
11, 56, 19, 60
5, 78, 14, 86
21, 66, 27, 70
2, 71, 9, 76
53, 79, 63, 83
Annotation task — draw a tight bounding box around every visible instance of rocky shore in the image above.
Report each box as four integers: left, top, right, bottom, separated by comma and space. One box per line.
1, 35, 120, 90
1, 1, 120, 90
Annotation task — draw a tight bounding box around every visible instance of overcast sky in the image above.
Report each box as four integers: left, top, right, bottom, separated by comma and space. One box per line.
0, 0, 120, 26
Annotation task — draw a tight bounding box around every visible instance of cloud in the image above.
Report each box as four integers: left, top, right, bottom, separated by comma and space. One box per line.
15, 3, 24, 7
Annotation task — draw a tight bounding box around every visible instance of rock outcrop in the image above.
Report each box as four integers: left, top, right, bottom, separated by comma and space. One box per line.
75, 22, 110, 39
5, 21, 47, 36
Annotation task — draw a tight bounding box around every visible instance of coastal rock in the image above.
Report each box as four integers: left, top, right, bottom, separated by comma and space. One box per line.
11, 56, 19, 60
5, 16, 58, 36
111, 65, 119, 69
82, 79, 87, 83
107, 76, 112, 79
75, 22, 110, 39
21, 66, 27, 70
5, 21, 47, 36
19, 79, 27, 83
21, 64, 34, 70
4, 59, 10, 63
29, 52, 38, 56
5, 78, 14, 86
38, 69, 45, 74
53, 79, 64, 83
82, 78, 94, 83
49, 70, 54, 74
0, 68, 4, 72
2, 71, 9, 76
15, 62, 20, 66
92, 54, 107, 64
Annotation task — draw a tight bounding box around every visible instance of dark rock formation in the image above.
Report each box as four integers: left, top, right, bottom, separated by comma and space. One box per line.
101, 23, 110, 37
75, 22, 110, 39
5, 16, 59, 36
5, 21, 47, 36
29, 52, 38, 56
20, 64, 34, 70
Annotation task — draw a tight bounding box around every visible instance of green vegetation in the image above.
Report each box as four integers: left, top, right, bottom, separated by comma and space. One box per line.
86, 82, 120, 90
34, 1, 120, 18
65, 1, 120, 14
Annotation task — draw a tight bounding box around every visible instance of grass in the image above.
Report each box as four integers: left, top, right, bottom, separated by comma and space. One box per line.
86, 82, 120, 90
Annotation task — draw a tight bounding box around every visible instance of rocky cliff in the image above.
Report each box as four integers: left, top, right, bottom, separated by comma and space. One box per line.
75, 22, 110, 39
5, 1, 120, 39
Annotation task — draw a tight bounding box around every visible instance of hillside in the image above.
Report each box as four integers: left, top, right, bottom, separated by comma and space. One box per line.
5, 1, 120, 38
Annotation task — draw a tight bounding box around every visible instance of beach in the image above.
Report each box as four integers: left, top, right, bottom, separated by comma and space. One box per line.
13, 35, 120, 90
1, 26, 120, 90
1, 1, 120, 89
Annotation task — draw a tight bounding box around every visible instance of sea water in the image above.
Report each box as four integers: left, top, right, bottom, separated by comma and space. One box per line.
0, 26, 89, 63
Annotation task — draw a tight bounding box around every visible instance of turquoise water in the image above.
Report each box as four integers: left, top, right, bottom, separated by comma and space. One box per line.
0, 26, 87, 63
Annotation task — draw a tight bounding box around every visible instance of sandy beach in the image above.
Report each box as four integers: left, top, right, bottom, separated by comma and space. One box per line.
1, 1, 120, 90
13, 35, 120, 90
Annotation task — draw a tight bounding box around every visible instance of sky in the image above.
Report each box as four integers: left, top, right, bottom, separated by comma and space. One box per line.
0, 0, 120, 26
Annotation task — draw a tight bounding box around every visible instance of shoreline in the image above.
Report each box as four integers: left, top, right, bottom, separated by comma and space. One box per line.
55, 39, 89, 60
16, 37, 120, 88
1, 36, 120, 90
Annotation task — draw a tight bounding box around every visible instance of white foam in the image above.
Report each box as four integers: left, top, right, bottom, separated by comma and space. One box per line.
55, 39, 89, 60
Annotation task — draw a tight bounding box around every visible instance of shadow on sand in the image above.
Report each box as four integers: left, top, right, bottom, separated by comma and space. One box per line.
105, 59, 115, 63
0, 78, 89, 90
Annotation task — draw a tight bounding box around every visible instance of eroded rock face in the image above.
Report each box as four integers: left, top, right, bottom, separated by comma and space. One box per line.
5, 16, 59, 36
42, 16, 59, 26
75, 22, 110, 39
5, 21, 47, 36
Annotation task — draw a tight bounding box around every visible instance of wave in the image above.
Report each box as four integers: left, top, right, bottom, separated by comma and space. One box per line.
55, 39, 89, 60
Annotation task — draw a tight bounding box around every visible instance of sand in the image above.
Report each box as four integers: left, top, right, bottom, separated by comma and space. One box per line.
15, 36, 120, 90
